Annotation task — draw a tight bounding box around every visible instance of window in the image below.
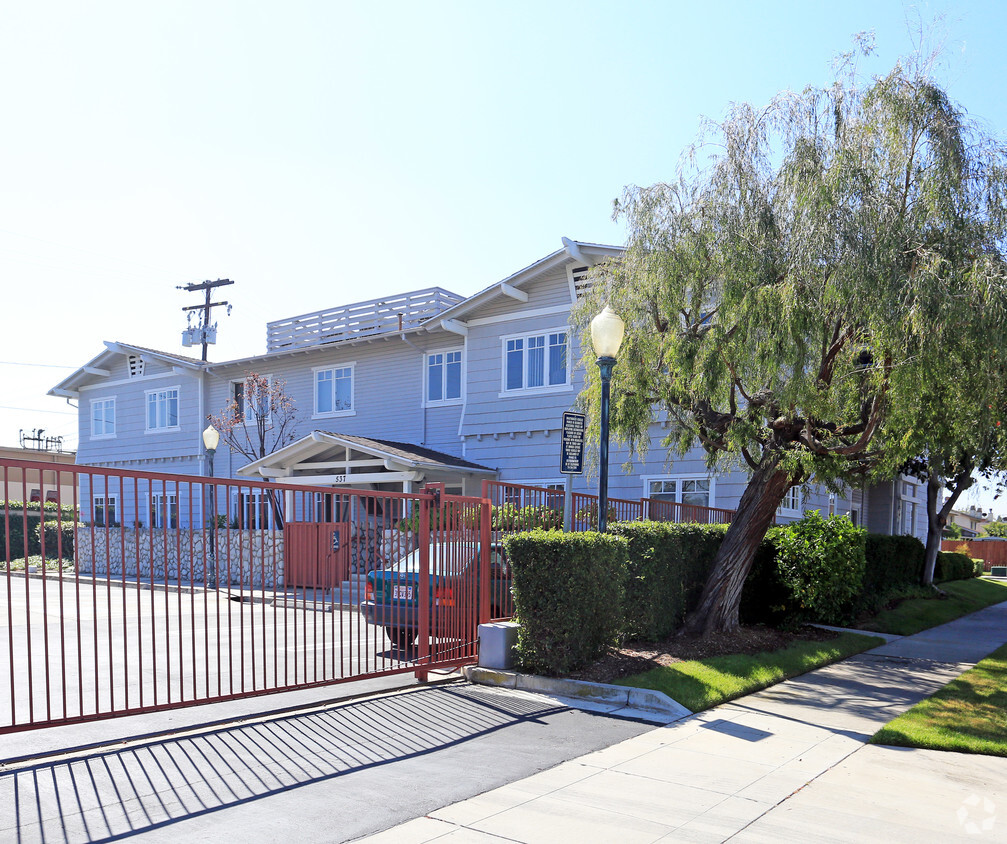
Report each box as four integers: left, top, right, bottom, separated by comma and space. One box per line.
314, 365, 354, 416
232, 376, 272, 423
91, 396, 116, 438
778, 486, 802, 516
233, 490, 274, 529
503, 330, 568, 393
93, 495, 118, 527
902, 499, 918, 536
427, 350, 462, 403
232, 380, 246, 420
647, 477, 713, 508
150, 493, 178, 529
146, 387, 179, 431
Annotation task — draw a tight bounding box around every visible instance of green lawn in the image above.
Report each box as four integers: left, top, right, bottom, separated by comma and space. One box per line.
871, 642, 1007, 756
614, 632, 883, 712
857, 578, 1007, 636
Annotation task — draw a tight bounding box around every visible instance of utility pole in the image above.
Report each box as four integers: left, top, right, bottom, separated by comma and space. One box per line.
179, 279, 234, 361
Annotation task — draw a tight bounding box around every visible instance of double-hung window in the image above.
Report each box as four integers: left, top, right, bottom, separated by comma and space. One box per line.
146, 387, 179, 431
93, 495, 118, 527
150, 493, 178, 529
778, 486, 802, 517
314, 364, 354, 416
427, 350, 462, 404
647, 477, 713, 508
232, 376, 272, 424
503, 329, 569, 393
90, 396, 116, 438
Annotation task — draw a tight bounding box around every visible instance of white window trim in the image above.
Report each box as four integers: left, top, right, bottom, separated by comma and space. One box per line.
144, 385, 181, 433
424, 347, 464, 407
232, 374, 275, 426
498, 326, 572, 398
642, 474, 717, 508
89, 395, 116, 440
92, 493, 120, 525
778, 486, 803, 517
231, 488, 275, 529
148, 492, 179, 529
312, 362, 356, 419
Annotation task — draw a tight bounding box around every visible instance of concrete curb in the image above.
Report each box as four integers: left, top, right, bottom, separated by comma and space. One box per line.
462, 665, 691, 722
811, 623, 905, 644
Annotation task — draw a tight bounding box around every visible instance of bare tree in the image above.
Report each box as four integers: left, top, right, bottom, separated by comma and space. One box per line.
208, 372, 298, 526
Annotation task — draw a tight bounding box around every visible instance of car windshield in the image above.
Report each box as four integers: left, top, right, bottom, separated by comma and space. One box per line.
391, 544, 483, 576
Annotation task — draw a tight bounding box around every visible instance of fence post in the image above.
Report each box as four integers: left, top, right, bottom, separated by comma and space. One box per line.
479, 497, 492, 625
414, 492, 431, 682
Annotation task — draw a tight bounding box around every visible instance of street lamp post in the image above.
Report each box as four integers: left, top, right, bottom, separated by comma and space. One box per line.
203, 425, 220, 560
590, 305, 625, 533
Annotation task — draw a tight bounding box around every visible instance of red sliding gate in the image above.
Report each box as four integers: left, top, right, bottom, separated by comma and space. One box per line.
1, 457, 492, 735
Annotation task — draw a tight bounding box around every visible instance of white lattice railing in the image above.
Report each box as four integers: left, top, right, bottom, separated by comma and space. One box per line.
266, 287, 464, 351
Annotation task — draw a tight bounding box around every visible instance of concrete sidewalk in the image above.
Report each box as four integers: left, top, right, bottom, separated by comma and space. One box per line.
361, 600, 1007, 843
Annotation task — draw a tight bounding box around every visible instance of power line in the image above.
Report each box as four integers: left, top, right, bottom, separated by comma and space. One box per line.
0, 405, 76, 415
0, 360, 75, 369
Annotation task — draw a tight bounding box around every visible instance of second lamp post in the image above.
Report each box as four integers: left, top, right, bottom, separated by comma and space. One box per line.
590, 305, 625, 532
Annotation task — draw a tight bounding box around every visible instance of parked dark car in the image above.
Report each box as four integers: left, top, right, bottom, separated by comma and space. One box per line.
360, 542, 510, 648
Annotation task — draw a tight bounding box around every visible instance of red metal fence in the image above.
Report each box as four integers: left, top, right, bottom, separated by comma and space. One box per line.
1, 457, 491, 735
481, 480, 738, 533
943, 538, 1007, 572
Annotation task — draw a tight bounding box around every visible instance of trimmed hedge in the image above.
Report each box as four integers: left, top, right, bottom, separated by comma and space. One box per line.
860, 534, 925, 609
611, 522, 729, 639
504, 529, 628, 675
935, 551, 982, 583
1, 504, 78, 560
505, 515, 951, 672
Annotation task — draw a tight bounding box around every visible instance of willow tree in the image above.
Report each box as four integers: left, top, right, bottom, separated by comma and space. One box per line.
576, 51, 1007, 635
879, 342, 1007, 587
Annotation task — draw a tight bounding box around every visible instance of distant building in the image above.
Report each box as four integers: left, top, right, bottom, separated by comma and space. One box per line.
0, 444, 77, 505
945, 504, 992, 539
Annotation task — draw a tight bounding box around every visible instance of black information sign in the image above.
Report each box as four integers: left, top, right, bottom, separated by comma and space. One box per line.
560, 411, 586, 474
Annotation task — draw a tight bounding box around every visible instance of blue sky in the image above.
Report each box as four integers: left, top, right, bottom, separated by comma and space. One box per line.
2, 1, 1005, 510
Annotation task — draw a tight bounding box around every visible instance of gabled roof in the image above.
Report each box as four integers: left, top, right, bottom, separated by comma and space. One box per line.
236, 431, 496, 480
432, 239, 623, 328
48, 342, 206, 398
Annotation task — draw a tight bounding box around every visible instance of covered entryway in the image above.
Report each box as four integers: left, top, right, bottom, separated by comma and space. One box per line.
237, 432, 496, 580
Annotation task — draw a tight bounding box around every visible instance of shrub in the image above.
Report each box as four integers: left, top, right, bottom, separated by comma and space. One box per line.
37, 520, 79, 560
771, 512, 866, 625
491, 504, 563, 532
935, 551, 980, 583
610, 522, 729, 639
505, 529, 627, 675
859, 534, 926, 612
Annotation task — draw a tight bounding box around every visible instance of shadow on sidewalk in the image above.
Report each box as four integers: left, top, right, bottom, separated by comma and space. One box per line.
2, 684, 571, 843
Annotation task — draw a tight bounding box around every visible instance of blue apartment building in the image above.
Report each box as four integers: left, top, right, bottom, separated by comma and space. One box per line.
49, 239, 927, 541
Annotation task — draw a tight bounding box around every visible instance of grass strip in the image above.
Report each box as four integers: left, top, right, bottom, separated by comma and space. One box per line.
614, 631, 883, 712
871, 643, 1007, 757
858, 578, 1007, 636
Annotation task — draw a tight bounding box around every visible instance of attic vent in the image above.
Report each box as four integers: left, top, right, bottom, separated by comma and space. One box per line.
128, 355, 145, 378
571, 266, 592, 298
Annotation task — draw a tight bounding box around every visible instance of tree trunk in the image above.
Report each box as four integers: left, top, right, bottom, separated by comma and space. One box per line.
922, 468, 972, 586
680, 459, 793, 636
